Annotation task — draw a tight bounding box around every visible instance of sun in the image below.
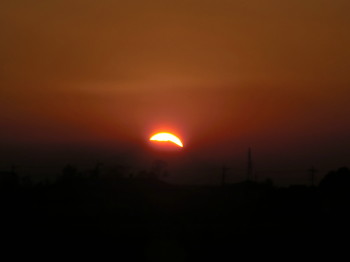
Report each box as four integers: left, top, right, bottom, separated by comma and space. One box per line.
149, 132, 184, 148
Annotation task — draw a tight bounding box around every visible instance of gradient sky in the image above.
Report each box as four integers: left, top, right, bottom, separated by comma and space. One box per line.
1, 0, 350, 184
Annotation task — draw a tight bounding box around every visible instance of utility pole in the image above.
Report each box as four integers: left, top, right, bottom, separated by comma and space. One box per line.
308, 166, 318, 186
247, 147, 253, 181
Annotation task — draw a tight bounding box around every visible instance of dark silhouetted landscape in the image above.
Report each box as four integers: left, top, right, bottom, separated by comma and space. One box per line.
1, 163, 350, 260
1, 0, 350, 260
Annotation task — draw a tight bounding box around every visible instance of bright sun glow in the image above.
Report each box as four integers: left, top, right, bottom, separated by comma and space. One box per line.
150, 132, 184, 148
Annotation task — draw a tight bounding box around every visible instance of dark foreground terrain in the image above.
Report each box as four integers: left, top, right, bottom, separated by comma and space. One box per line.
1, 167, 350, 261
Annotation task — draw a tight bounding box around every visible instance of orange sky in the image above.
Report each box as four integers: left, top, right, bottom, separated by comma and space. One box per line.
1, 0, 350, 183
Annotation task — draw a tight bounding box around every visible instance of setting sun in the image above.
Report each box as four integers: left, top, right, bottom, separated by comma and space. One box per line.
150, 132, 184, 148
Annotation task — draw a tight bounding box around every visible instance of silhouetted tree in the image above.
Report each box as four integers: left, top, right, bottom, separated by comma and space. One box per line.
263, 178, 274, 188
0, 165, 19, 190
319, 167, 350, 215
21, 175, 33, 187
149, 159, 168, 179
90, 162, 103, 178
108, 164, 128, 179
319, 167, 350, 191
59, 164, 79, 183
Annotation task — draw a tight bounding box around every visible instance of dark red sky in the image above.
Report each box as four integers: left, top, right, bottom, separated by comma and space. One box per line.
1, 0, 350, 184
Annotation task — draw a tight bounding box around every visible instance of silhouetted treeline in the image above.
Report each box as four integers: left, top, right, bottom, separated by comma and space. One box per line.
0, 165, 349, 260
